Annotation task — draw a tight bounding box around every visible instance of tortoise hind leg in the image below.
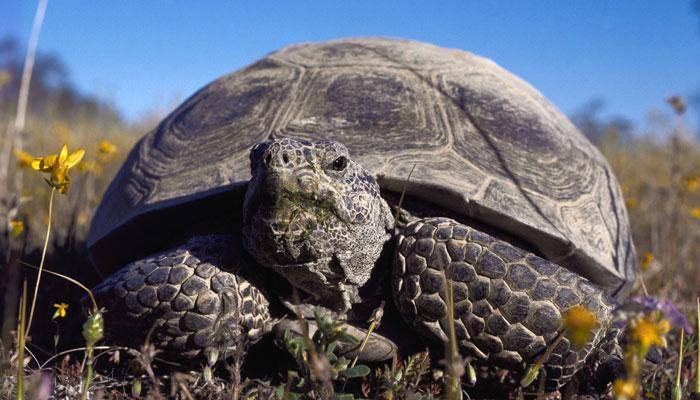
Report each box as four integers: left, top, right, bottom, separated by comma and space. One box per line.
391, 217, 614, 390
91, 234, 271, 364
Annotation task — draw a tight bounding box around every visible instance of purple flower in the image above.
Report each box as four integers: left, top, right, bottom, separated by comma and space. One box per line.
625, 296, 692, 333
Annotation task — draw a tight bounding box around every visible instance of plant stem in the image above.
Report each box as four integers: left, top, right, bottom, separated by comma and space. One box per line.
25, 186, 55, 337
674, 329, 684, 400
19, 261, 98, 312
521, 331, 566, 388
81, 344, 94, 399
350, 321, 376, 370
393, 163, 416, 229
16, 280, 27, 400
0, 0, 48, 188
639, 274, 649, 296
443, 269, 460, 400
13, 0, 48, 133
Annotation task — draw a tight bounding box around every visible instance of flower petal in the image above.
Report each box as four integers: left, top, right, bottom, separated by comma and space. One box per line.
30, 159, 42, 171
65, 148, 85, 169
31, 155, 58, 172
58, 144, 68, 164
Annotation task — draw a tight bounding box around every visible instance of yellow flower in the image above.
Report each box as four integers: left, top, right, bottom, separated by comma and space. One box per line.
97, 140, 118, 164
630, 315, 670, 351
98, 140, 117, 155
77, 159, 103, 175
52, 302, 69, 319
13, 149, 34, 169
613, 378, 639, 400
691, 207, 700, 219
30, 144, 85, 194
685, 176, 699, 192
640, 252, 653, 271
563, 305, 598, 348
9, 220, 24, 238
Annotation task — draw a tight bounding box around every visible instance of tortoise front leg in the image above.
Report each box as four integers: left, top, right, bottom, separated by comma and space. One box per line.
391, 217, 614, 390
92, 234, 271, 364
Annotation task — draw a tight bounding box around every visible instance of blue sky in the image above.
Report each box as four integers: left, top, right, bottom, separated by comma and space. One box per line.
4, 1, 700, 129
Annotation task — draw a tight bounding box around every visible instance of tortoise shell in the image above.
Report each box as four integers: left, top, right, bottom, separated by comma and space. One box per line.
88, 37, 636, 297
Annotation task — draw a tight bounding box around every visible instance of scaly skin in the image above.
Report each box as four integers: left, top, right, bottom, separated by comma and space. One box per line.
393, 217, 615, 390
93, 234, 270, 360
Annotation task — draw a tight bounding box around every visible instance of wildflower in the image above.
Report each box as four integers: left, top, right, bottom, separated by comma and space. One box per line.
97, 140, 117, 164
627, 296, 692, 332
563, 305, 598, 348
52, 303, 69, 320
691, 207, 700, 219
30, 144, 85, 194
686, 176, 699, 192
613, 378, 639, 400
77, 159, 102, 175
98, 140, 117, 155
14, 149, 34, 169
640, 252, 653, 270
9, 220, 24, 238
629, 314, 670, 351
625, 197, 637, 210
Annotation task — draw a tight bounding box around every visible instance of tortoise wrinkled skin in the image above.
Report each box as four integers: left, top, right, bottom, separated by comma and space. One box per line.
87, 39, 636, 393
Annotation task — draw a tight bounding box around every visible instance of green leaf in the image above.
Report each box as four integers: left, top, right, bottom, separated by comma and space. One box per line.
328, 351, 338, 363
335, 394, 355, 400
339, 364, 371, 379
337, 331, 359, 344
335, 357, 350, 371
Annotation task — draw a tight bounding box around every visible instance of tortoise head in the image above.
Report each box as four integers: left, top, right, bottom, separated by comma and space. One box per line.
242, 138, 394, 310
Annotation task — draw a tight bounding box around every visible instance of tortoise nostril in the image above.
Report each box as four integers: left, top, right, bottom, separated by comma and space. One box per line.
282, 153, 290, 164
264, 153, 272, 166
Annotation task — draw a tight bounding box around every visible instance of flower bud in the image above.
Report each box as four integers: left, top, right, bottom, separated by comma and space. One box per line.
131, 379, 142, 396
82, 311, 104, 345
207, 348, 219, 366
520, 363, 541, 387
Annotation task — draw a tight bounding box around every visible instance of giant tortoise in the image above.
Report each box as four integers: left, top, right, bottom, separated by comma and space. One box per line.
87, 37, 636, 390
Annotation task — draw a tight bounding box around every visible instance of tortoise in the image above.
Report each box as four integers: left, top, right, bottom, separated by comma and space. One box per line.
87, 37, 636, 391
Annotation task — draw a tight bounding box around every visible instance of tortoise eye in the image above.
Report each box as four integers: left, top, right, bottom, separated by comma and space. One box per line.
332, 156, 348, 171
